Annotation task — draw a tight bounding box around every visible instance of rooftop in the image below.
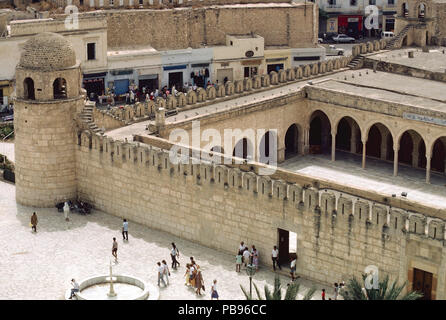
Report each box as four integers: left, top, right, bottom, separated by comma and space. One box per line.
367, 47, 446, 73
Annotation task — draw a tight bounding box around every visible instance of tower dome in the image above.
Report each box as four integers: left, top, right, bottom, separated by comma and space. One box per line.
19, 32, 76, 71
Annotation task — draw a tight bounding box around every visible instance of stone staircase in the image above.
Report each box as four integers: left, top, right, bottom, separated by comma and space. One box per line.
385, 24, 411, 50
80, 104, 103, 134
347, 55, 364, 69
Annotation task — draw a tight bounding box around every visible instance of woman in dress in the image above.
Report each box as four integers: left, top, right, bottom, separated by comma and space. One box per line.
252, 247, 259, 270
184, 263, 191, 286
195, 266, 204, 295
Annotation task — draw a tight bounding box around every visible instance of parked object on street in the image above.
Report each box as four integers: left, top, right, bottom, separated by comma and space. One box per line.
381, 31, 394, 39
332, 34, 355, 43
325, 45, 345, 56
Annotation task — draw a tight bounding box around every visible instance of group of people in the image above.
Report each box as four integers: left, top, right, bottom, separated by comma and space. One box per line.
235, 242, 260, 272
321, 281, 345, 300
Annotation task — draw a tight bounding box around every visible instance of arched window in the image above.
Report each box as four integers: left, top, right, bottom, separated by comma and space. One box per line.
53, 78, 67, 99
418, 3, 426, 18
24, 77, 35, 100
402, 3, 409, 17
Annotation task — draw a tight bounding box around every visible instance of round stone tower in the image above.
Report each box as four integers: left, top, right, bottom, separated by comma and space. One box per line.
14, 32, 84, 207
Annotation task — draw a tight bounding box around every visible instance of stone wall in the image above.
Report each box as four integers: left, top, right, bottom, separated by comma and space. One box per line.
105, 5, 316, 50
75, 131, 446, 298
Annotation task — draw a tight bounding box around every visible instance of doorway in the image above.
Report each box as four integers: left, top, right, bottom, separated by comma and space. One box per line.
168, 71, 183, 89
412, 268, 433, 300
267, 64, 284, 74
278, 229, 297, 266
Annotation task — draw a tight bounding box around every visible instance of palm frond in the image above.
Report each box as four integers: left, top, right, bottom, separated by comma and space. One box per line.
284, 281, 300, 300
303, 286, 317, 300
264, 284, 273, 300
272, 275, 282, 300
253, 282, 264, 300
240, 284, 252, 300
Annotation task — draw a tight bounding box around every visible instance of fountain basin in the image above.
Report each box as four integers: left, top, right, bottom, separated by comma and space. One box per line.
65, 274, 159, 300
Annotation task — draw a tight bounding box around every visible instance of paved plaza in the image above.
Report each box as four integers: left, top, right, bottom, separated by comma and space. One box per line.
0, 175, 328, 300
280, 151, 446, 210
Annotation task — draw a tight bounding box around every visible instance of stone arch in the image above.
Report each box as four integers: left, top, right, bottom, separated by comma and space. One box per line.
418, 2, 427, 18
225, 81, 235, 95
284, 123, 300, 159
397, 129, 426, 168
367, 41, 374, 53
166, 95, 177, 109
309, 110, 332, 154
24, 77, 35, 100
206, 86, 216, 100
295, 66, 303, 79
319, 62, 327, 74
186, 90, 197, 104
155, 97, 166, 108
430, 136, 446, 173
176, 92, 186, 107
326, 60, 333, 72
124, 105, 134, 121
352, 45, 361, 56
278, 69, 287, 83
335, 116, 362, 154
196, 87, 207, 102
360, 43, 368, 54
373, 40, 380, 51
379, 39, 387, 49
261, 75, 270, 87
146, 100, 155, 115
366, 123, 394, 161
233, 137, 254, 161
311, 63, 319, 75
333, 59, 341, 70
243, 77, 253, 91
258, 130, 278, 164
53, 77, 67, 99
215, 83, 225, 97
234, 80, 244, 93
135, 103, 144, 117
252, 75, 262, 89
303, 65, 311, 77
269, 71, 278, 85
286, 68, 295, 81
81, 130, 92, 149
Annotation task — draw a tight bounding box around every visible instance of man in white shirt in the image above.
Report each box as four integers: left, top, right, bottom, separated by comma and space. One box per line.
162, 260, 170, 285
69, 279, 80, 299
242, 248, 250, 267
122, 219, 129, 241
239, 241, 247, 253
157, 262, 167, 287
290, 255, 298, 281
271, 245, 281, 271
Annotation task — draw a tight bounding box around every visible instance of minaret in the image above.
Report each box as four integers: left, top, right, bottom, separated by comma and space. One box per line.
14, 32, 84, 207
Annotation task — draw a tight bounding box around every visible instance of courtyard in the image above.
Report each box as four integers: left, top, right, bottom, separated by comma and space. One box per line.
0, 156, 328, 299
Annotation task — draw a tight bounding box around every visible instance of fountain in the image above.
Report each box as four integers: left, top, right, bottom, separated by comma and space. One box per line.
65, 260, 159, 300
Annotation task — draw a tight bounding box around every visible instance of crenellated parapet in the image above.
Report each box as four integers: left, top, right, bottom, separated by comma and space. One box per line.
77, 129, 446, 245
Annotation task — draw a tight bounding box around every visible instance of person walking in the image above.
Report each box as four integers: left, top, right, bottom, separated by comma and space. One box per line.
290, 256, 297, 281
236, 251, 243, 272
195, 266, 204, 295
184, 263, 191, 286
211, 279, 219, 300
170, 243, 180, 269
252, 246, 259, 270
162, 260, 170, 285
271, 245, 281, 271
242, 248, 250, 267
322, 288, 326, 300
112, 237, 118, 262
68, 279, 80, 299
189, 263, 196, 288
63, 202, 70, 221
334, 283, 339, 300
30, 212, 38, 233
157, 262, 167, 287
122, 219, 129, 241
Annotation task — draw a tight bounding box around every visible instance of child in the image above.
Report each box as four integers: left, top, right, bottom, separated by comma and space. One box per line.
334, 283, 339, 300
322, 288, 326, 300
184, 264, 191, 286
211, 279, 219, 300
236, 251, 243, 272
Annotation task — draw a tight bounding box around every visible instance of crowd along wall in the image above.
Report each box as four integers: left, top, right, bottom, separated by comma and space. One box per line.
76, 131, 446, 298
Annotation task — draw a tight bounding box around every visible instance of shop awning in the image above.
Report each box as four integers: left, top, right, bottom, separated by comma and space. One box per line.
83, 72, 107, 79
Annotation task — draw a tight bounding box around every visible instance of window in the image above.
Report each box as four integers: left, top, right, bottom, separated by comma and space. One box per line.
328, 0, 336, 5
350, 0, 357, 5
24, 78, 35, 100
388, 0, 394, 4
109, 0, 113, 5
87, 43, 96, 61
139, 0, 143, 4
53, 78, 67, 99
369, 0, 376, 4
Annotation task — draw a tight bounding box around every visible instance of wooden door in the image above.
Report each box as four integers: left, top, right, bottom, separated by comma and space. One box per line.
278, 229, 289, 265
413, 268, 432, 300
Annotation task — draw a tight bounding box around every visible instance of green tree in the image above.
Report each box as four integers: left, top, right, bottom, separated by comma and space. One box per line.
240, 275, 316, 300
340, 274, 423, 300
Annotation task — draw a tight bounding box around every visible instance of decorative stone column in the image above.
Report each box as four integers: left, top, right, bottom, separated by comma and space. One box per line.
426, 151, 432, 184
393, 146, 399, 176
381, 131, 388, 161
303, 126, 310, 155
412, 139, 420, 168
362, 138, 367, 169
350, 125, 357, 153
331, 130, 336, 162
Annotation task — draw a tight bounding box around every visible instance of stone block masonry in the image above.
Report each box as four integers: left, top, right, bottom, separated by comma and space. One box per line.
105, 4, 317, 50
76, 131, 446, 298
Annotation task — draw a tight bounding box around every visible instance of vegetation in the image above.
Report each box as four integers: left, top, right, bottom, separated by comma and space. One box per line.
240, 275, 316, 300
0, 124, 14, 140
0, 154, 14, 172
340, 274, 423, 300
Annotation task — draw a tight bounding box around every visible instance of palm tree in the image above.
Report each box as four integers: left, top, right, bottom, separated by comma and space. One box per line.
240, 275, 316, 300
340, 274, 423, 300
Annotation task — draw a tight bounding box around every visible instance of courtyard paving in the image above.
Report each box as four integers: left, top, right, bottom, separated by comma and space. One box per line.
280, 151, 446, 210
0, 179, 330, 300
